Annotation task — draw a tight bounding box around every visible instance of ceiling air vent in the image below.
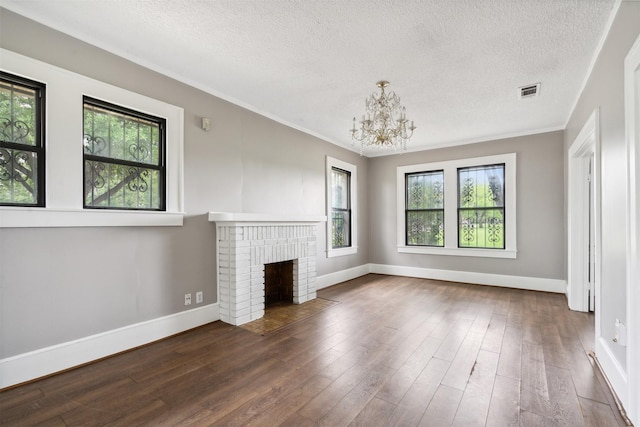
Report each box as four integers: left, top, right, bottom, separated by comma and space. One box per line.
519, 83, 540, 99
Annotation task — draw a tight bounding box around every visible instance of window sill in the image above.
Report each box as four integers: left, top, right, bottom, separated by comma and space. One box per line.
327, 246, 358, 258
398, 245, 517, 259
0, 207, 185, 228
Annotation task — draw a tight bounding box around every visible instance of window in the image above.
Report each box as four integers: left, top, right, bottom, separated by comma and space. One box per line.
406, 170, 444, 246
458, 164, 505, 249
0, 71, 45, 207
83, 97, 165, 210
0, 48, 184, 228
331, 167, 351, 248
397, 153, 516, 259
326, 156, 358, 257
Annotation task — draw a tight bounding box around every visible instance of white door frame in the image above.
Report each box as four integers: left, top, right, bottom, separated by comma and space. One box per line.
568, 109, 601, 316
624, 32, 640, 425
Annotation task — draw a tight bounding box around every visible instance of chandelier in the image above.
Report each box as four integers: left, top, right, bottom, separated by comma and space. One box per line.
350, 81, 416, 154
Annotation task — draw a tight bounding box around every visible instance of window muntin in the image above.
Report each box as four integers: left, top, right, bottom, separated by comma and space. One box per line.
0, 71, 45, 207
331, 167, 351, 248
457, 164, 505, 249
405, 170, 444, 246
83, 96, 166, 210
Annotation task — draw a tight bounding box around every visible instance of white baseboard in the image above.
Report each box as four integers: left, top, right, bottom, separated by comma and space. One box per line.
316, 263, 565, 294
0, 303, 219, 389
596, 336, 629, 409
369, 264, 567, 293
316, 264, 370, 289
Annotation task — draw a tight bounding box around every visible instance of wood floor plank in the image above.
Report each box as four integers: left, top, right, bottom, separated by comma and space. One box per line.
317, 364, 394, 426
433, 318, 474, 361
418, 384, 464, 427
578, 396, 626, 427
376, 336, 442, 404
481, 313, 507, 354
519, 409, 560, 426
348, 396, 396, 427
297, 344, 394, 421
520, 343, 552, 418
104, 399, 170, 426
486, 374, 520, 427
451, 349, 499, 426
441, 331, 485, 391
545, 365, 586, 426
497, 325, 522, 380
388, 356, 451, 427
541, 323, 570, 369
244, 374, 333, 427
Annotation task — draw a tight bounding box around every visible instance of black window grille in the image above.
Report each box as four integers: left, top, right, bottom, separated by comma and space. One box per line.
458, 164, 505, 249
0, 71, 46, 207
331, 167, 351, 248
405, 170, 444, 246
83, 96, 166, 210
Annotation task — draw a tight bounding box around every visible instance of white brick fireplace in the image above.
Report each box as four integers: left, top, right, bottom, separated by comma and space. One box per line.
208, 212, 326, 326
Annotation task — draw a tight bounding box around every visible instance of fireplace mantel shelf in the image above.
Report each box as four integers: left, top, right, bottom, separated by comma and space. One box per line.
208, 212, 327, 224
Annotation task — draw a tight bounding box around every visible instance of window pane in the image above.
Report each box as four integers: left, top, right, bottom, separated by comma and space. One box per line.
0, 72, 45, 207
405, 170, 444, 246
84, 160, 161, 209
459, 208, 504, 248
332, 210, 351, 248
331, 168, 349, 209
83, 103, 160, 166
458, 165, 504, 208
0, 148, 38, 204
458, 164, 505, 249
0, 80, 37, 146
407, 210, 444, 246
407, 171, 443, 209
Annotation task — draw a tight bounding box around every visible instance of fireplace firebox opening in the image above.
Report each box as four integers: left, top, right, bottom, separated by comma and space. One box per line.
265, 260, 294, 307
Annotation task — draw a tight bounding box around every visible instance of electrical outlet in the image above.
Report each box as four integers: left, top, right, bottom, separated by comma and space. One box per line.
184, 293, 192, 306
196, 291, 203, 304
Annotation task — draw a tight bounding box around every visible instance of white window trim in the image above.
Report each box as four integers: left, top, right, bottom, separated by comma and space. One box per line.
326, 156, 357, 257
0, 49, 184, 228
397, 153, 517, 259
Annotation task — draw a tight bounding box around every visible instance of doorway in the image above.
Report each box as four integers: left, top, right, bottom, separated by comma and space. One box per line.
568, 109, 600, 314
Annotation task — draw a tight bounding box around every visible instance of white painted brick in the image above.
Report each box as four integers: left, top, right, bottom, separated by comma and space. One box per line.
250, 309, 265, 321
231, 240, 251, 248
229, 292, 250, 303
234, 314, 251, 325
236, 306, 250, 317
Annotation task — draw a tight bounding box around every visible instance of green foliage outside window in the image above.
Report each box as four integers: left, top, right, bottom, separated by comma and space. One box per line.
0, 73, 44, 206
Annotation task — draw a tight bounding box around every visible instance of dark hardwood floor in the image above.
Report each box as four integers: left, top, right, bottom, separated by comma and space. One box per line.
0, 274, 628, 426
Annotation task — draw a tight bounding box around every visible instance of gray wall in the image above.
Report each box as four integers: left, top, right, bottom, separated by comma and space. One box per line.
564, 1, 640, 374
368, 131, 566, 279
0, 9, 369, 358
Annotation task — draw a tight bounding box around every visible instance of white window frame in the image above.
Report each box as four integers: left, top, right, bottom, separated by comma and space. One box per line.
326, 156, 357, 257
397, 153, 517, 259
0, 49, 184, 228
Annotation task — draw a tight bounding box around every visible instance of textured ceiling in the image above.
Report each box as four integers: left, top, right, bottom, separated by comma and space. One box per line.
1, 0, 618, 156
